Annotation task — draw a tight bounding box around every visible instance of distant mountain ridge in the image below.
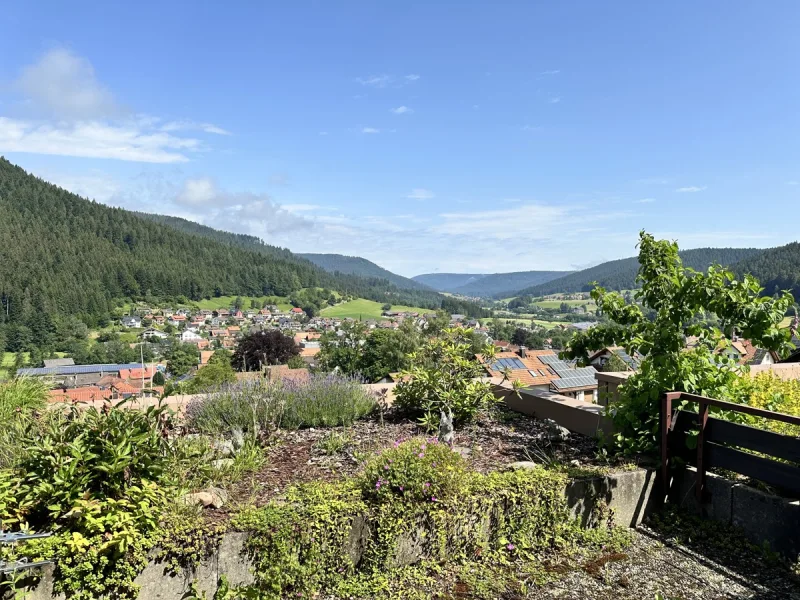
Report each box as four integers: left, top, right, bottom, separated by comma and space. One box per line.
299, 253, 431, 291
413, 270, 572, 298
512, 247, 767, 298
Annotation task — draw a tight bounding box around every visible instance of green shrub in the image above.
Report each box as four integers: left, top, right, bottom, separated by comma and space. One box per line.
394, 328, 496, 428
732, 371, 800, 436
360, 438, 468, 504
0, 377, 48, 421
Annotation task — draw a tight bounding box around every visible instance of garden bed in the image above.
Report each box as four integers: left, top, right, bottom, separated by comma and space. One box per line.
208, 406, 642, 520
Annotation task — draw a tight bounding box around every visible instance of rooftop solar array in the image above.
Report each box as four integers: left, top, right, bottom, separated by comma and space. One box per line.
490, 357, 527, 371
550, 367, 598, 390
16, 363, 146, 377
614, 349, 640, 368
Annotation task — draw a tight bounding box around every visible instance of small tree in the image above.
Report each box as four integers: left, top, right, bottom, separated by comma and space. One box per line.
152, 371, 165, 386
232, 330, 299, 371
395, 328, 497, 429
318, 320, 369, 375
381, 303, 392, 313
564, 231, 793, 454
166, 343, 200, 377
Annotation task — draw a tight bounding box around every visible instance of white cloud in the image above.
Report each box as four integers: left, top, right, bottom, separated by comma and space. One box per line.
355, 74, 392, 88
540, 69, 561, 76
675, 186, 707, 193
391, 106, 413, 115
14, 48, 118, 119
635, 198, 656, 204
283, 204, 324, 213
361, 127, 380, 134
160, 120, 231, 135
318, 131, 328, 136
407, 188, 435, 200
433, 204, 568, 240
172, 178, 313, 235
42, 171, 121, 202
268, 172, 289, 186
549, 96, 561, 104
356, 74, 419, 88
2, 50, 224, 162
786, 180, 798, 186
0, 117, 201, 163
521, 125, 541, 132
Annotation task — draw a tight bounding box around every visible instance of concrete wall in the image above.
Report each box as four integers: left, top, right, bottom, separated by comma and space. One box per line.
21, 468, 660, 600
594, 371, 631, 407
670, 466, 800, 561
750, 363, 800, 380
494, 383, 614, 438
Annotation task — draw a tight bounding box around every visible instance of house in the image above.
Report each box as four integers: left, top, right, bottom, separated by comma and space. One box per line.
181, 330, 203, 343
193, 339, 211, 350
227, 326, 241, 336
168, 315, 187, 327
152, 315, 166, 325
587, 347, 641, 371
570, 322, 596, 332
49, 386, 111, 403
450, 314, 466, 322
291, 307, 304, 316
200, 350, 215, 365
140, 328, 169, 340
479, 348, 598, 402
121, 316, 142, 328
217, 309, 230, 317
43, 358, 75, 368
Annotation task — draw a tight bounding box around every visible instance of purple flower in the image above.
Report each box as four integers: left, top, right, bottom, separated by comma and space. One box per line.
507, 543, 515, 551
423, 482, 430, 488
418, 453, 425, 459
384, 465, 389, 470
399, 486, 404, 491
431, 496, 437, 502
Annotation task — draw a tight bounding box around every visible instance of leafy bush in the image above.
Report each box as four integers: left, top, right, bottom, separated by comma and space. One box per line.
3, 402, 174, 534
732, 372, 800, 436
184, 373, 376, 435
394, 328, 496, 427
0, 377, 48, 421
360, 438, 468, 504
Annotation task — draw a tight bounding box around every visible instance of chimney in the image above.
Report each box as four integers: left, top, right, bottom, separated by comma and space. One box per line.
518, 346, 527, 358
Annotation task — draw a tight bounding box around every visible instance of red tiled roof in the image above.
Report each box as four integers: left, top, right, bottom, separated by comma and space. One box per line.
478, 350, 561, 387
300, 346, 321, 357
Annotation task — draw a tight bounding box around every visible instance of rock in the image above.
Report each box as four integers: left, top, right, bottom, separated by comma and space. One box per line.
215, 439, 235, 457
569, 459, 581, 468
182, 491, 214, 507
206, 486, 228, 509
182, 486, 228, 509
452, 446, 472, 458
544, 418, 570, 442
212, 458, 235, 470
231, 428, 245, 451
507, 461, 539, 471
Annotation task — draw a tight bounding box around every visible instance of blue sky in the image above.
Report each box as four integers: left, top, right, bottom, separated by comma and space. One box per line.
2, 1, 800, 276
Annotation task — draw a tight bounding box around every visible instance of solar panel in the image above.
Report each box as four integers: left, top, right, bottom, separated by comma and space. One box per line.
537, 354, 561, 365
16, 363, 145, 377
551, 373, 598, 389
491, 357, 526, 370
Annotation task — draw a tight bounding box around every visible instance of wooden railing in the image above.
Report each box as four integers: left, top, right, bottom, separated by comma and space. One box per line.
660, 392, 800, 500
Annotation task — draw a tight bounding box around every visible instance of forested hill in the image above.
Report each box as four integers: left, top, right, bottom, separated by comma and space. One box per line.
136, 213, 445, 309
0, 158, 445, 327
451, 271, 573, 298
412, 271, 572, 297
412, 273, 486, 292
733, 242, 800, 301
299, 253, 430, 291
513, 247, 765, 297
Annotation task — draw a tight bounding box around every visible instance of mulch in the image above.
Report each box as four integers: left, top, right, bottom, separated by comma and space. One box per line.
206, 406, 641, 520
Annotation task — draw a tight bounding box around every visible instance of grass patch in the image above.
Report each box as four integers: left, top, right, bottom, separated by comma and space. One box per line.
321, 298, 430, 320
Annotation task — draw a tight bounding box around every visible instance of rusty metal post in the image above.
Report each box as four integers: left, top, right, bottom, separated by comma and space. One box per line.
695, 399, 709, 503
660, 393, 673, 499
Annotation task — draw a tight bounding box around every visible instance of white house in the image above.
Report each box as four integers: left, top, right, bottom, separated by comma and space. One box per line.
181, 330, 203, 343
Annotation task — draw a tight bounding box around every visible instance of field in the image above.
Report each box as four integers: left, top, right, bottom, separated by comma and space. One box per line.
321, 299, 430, 320
533, 299, 595, 309
498, 318, 563, 329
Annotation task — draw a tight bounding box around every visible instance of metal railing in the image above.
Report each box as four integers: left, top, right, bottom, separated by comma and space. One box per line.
0, 531, 52, 576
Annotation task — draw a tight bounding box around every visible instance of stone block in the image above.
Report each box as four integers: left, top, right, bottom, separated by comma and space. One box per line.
731, 484, 800, 561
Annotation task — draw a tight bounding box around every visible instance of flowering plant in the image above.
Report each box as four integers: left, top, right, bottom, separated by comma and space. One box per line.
361, 438, 467, 504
